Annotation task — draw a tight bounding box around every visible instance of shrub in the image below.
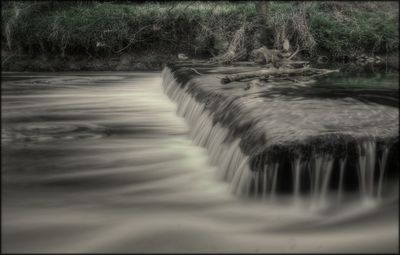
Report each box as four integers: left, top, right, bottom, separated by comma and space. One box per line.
1, 1, 398, 59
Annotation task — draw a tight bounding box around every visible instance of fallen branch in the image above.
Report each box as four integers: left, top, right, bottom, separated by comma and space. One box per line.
114, 25, 152, 53
287, 44, 301, 60
220, 67, 339, 84
190, 68, 202, 75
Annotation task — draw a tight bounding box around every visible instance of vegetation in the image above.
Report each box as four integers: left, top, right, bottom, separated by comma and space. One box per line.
307, 2, 399, 57
1, 1, 398, 66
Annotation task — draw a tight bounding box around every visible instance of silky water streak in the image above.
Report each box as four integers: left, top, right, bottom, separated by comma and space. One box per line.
161, 66, 399, 209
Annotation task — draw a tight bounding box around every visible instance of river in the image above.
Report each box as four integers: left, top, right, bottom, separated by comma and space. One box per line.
1, 71, 398, 253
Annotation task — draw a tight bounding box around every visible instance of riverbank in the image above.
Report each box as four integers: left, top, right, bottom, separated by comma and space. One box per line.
2, 51, 398, 72
2, 2, 398, 72
1, 51, 171, 72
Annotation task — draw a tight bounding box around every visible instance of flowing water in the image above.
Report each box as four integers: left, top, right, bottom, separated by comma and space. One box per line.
1, 70, 399, 253
163, 66, 399, 209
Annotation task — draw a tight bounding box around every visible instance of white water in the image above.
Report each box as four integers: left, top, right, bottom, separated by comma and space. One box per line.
162, 68, 398, 209
1, 72, 398, 253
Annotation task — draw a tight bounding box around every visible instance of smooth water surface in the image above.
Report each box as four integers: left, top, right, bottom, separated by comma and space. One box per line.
1, 71, 398, 253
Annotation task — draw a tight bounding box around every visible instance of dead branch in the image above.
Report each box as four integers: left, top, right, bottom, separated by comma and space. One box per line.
190, 68, 202, 75
220, 67, 339, 84
114, 25, 152, 54
209, 25, 246, 64
287, 44, 301, 60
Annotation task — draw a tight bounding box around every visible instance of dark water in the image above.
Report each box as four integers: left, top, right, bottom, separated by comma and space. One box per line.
1, 71, 399, 253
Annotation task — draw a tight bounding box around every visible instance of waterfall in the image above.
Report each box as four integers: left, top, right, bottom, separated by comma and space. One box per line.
162, 67, 398, 206
377, 147, 389, 200
337, 157, 347, 203
162, 68, 250, 185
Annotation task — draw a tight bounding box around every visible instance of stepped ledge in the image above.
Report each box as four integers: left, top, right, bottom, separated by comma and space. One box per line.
162, 62, 399, 197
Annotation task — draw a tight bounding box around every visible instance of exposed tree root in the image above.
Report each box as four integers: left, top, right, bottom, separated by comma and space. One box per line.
209, 26, 246, 64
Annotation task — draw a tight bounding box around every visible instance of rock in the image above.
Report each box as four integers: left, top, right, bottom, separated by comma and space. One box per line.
282, 39, 290, 52
248, 78, 267, 88
96, 42, 106, 48
115, 55, 132, 71
68, 63, 80, 71
178, 53, 189, 60
317, 55, 329, 64
132, 62, 147, 70
349, 53, 357, 60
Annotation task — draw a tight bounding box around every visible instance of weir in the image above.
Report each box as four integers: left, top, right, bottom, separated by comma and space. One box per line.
161, 64, 399, 206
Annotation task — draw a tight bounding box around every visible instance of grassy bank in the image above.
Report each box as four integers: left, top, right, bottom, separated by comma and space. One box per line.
1, 1, 399, 71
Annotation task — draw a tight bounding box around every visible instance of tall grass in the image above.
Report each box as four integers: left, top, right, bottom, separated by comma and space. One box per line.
1, 1, 398, 59
308, 1, 399, 57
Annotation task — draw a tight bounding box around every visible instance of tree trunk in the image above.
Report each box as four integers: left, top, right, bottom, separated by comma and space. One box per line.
256, 1, 274, 48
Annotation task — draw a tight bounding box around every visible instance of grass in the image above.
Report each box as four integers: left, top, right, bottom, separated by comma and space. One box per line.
307, 2, 399, 57
1, 1, 399, 60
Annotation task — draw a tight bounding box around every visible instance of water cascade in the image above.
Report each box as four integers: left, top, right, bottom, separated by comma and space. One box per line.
162, 66, 399, 207
2, 71, 398, 253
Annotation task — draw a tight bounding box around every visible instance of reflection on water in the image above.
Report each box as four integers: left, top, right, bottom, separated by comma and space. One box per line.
1, 72, 398, 253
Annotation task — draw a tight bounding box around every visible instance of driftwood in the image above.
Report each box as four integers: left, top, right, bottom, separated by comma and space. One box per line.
221, 67, 339, 84
213, 38, 339, 85
252, 46, 282, 65
251, 44, 301, 65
